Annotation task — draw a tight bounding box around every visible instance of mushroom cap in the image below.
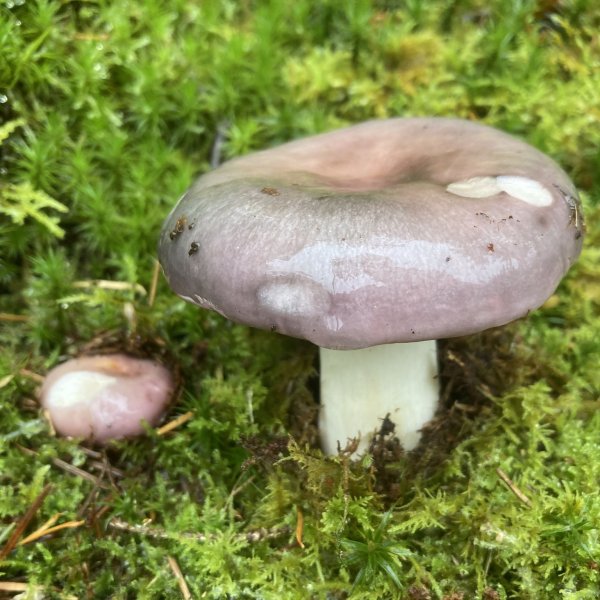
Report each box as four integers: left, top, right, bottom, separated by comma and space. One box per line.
158, 118, 583, 350
40, 354, 174, 443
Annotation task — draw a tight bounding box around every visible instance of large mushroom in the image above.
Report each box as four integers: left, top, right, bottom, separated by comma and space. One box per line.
158, 118, 583, 455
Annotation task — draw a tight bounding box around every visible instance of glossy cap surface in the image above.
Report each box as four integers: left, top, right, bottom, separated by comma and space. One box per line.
159, 118, 583, 349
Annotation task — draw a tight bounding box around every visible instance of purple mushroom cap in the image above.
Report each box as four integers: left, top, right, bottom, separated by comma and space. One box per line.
158, 118, 583, 350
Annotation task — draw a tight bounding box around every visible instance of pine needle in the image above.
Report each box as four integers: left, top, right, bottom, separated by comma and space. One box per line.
0, 484, 52, 560
167, 556, 192, 600
156, 412, 194, 436
18, 518, 85, 547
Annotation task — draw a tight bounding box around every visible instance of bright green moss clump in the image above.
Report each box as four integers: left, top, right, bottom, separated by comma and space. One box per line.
1, 1, 599, 598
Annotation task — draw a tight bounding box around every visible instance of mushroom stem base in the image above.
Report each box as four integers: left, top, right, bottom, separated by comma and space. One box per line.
319, 341, 439, 455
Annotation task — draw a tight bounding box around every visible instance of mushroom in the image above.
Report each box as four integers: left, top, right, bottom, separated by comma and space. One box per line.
158, 118, 583, 455
40, 354, 174, 443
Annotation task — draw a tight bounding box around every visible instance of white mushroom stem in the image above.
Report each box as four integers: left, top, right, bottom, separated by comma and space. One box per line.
319, 341, 439, 455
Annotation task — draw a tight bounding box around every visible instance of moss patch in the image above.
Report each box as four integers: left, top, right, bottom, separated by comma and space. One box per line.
1, 1, 599, 598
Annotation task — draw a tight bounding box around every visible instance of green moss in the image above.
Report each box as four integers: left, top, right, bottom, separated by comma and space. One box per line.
1, 0, 599, 598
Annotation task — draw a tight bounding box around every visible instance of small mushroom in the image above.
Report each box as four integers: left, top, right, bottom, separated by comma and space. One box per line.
158, 118, 583, 455
39, 354, 174, 443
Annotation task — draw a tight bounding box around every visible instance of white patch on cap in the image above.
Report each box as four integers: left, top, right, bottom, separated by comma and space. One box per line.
258, 281, 328, 318
496, 176, 553, 207
45, 371, 117, 409
267, 242, 385, 294
447, 175, 553, 207
446, 177, 501, 198
325, 315, 344, 332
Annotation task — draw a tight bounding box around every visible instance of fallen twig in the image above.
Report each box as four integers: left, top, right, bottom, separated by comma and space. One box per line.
0, 582, 33, 592
17, 445, 112, 490
19, 368, 45, 384
0, 312, 29, 322
108, 517, 290, 544
0, 581, 77, 599
148, 259, 161, 307
295, 507, 305, 549
496, 467, 532, 508
167, 555, 192, 599
72, 279, 146, 296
